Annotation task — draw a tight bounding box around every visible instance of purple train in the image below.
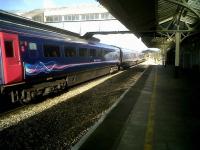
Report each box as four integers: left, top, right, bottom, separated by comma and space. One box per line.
0, 20, 144, 103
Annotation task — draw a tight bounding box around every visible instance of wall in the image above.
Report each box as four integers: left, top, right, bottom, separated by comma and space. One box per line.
181, 33, 200, 73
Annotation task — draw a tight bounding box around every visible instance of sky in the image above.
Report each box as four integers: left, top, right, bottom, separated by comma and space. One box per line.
94, 34, 148, 51
0, 0, 97, 11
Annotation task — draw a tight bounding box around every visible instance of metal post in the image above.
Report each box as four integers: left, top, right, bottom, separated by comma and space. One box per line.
163, 50, 166, 67
175, 30, 181, 77
175, 32, 180, 66
162, 43, 166, 67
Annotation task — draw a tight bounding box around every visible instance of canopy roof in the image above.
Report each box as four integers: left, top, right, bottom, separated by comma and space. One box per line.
98, 0, 200, 49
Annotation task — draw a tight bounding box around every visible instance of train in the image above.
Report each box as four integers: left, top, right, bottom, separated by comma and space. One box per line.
120, 48, 144, 68
0, 19, 144, 104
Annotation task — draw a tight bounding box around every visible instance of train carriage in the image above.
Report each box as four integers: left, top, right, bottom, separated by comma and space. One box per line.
120, 48, 144, 68
0, 23, 121, 103
0, 14, 144, 103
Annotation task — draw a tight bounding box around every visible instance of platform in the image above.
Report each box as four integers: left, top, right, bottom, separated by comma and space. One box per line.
78, 65, 200, 150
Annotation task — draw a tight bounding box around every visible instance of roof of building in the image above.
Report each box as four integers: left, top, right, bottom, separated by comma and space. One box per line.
22, 4, 108, 17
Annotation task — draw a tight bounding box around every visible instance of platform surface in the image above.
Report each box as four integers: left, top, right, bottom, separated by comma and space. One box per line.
79, 65, 200, 150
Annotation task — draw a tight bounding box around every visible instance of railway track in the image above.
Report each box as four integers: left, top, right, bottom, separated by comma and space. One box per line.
0, 69, 124, 130
0, 64, 148, 149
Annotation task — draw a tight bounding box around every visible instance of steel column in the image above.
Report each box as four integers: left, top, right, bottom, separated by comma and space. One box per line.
175, 31, 181, 67
175, 31, 181, 77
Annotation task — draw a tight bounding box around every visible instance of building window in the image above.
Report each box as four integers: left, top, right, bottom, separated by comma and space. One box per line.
101, 13, 109, 19
64, 15, 72, 21
81, 13, 101, 21
89, 14, 94, 20
86, 14, 90, 20
81, 14, 86, 20
46, 12, 114, 22
44, 45, 60, 57
46, 15, 62, 22
94, 13, 99, 20
89, 49, 96, 57
81, 14, 90, 20
64, 14, 79, 21
64, 46, 76, 57
46, 16, 53, 22
101, 12, 114, 20
53, 15, 62, 22
32, 15, 43, 22
79, 48, 87, 57
72, 14, 79, 21
4, 41, 14, 57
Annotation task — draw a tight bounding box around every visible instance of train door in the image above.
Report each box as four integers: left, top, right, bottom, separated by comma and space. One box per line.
0, 32, 23, 84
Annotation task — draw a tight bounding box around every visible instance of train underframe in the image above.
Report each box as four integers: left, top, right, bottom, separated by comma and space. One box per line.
0, 65, 118, 104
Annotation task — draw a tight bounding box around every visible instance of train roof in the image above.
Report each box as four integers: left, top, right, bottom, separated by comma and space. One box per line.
0, 19, 85, 42
92, 43, 120, 50
0, 20, 119, 50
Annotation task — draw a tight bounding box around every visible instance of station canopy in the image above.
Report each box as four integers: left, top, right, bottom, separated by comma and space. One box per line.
98, 0, 200, 49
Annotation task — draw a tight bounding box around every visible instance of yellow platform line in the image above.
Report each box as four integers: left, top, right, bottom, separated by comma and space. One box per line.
144, 67, 158, 150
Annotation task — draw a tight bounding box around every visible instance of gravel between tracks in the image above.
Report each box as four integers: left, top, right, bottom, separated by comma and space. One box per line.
0, 65, 148, 149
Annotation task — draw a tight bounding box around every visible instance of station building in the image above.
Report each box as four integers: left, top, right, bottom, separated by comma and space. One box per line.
22, 4, 128, 35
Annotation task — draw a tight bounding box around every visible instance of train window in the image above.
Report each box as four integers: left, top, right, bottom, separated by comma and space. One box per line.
97, 49, 102, 57
43, 45, 60, 57
29, 42, 37, 50
4, 41, 14, 57
79, 48, 88, 57
102, 49, 109, 56
89, 49, 96, 57
64, 46, 76, 57
28, 42, 38, 58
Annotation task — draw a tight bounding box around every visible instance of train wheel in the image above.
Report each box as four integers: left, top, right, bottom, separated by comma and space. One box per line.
110, 65, 119, 74
19, 91, 32, 104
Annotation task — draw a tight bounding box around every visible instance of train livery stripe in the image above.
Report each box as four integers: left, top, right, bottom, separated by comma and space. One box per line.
25, 61, 118, 75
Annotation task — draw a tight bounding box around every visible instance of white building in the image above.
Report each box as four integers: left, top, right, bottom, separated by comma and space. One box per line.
21, 4, 147, 51
22, 4, 128, 35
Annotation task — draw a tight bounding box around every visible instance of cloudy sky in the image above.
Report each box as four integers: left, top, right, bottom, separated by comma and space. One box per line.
0, 0, 97, 11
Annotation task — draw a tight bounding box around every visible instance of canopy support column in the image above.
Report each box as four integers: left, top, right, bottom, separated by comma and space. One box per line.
175, 30, 181, 77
